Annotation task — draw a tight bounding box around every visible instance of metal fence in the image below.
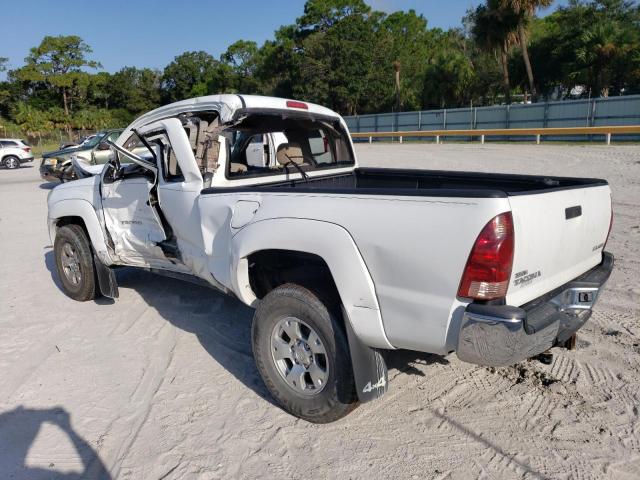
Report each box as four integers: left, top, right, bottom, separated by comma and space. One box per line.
345, 94, 640, 142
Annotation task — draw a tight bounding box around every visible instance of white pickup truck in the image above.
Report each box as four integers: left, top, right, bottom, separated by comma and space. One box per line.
47, 95, 614, 422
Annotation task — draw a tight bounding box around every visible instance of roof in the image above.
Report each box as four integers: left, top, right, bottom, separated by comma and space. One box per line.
126, 94, 342, 132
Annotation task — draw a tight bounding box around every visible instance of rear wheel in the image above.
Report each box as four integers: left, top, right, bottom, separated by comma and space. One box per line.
4, 156, 20, 169
54, 225, 98, 301
252, 284, 357, 423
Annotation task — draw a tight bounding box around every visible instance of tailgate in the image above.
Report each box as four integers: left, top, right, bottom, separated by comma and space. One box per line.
506, 185, 611, 307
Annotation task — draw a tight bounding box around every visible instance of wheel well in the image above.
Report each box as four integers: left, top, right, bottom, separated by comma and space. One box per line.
56, 216, 90, 239
248, 249, 341, 309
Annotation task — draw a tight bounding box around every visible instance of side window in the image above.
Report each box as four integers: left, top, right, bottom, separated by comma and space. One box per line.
308, 129, 332, 164
163, 142, 183, 182
120, 133, 155, 165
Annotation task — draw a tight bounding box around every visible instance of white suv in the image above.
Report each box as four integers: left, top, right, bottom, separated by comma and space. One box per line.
1, 139, 34, 169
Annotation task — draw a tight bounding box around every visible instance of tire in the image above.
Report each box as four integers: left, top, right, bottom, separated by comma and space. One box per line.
3, 156, 20, 169
54, 224, 98, 301
252, 283, 357, 423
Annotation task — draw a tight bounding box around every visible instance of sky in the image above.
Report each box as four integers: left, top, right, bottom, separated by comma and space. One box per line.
0, 0, 567, 80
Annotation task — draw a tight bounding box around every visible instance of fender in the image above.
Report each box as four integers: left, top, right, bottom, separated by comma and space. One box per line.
48, 199, 114, 265
230, 217, 394, 350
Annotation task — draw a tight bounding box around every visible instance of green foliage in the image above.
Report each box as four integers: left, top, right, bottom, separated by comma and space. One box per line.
161, 51, 223, 103
13, 35, 100, 114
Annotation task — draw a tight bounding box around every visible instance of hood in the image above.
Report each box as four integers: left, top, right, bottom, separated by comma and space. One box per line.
43, 144, 92, 158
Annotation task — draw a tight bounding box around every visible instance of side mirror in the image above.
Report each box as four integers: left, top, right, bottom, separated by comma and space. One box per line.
96, 142, 110, 151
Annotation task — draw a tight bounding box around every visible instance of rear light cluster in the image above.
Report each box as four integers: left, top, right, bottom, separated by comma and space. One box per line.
458, 212, 515, 301
286, 100, 308, 110
23, 147, 31, 153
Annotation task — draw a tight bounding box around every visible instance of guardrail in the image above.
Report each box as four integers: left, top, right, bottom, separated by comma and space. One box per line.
351, 125, 640, 145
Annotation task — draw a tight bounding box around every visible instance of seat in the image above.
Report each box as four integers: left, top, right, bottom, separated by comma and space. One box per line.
276, 143, 306, 166
230, 162, 248, 173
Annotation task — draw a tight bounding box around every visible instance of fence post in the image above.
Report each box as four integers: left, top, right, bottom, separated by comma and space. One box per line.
418, 111, 422, 131
505, 104, 510, 142
543, 101, 549, 128
443, 109, 447, 130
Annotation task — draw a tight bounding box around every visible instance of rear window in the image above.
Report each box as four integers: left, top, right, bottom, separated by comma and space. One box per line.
0, 140, 19, 147
225, 113, 354, 179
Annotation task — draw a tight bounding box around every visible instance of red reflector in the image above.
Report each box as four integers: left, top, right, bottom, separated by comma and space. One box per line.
458, 212, 515, 300
286, 100, 308, 110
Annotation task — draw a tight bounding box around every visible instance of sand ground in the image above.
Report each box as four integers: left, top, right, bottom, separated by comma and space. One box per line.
0, 143, 638, 479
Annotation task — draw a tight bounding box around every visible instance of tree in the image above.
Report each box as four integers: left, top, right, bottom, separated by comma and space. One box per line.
11, 102, 52, 138
423, 31, 475, 108
15, 36, 100, 115
500, 0, 553, 102
161, 51, 220, 102
297, 0, 371, 32
469, 0, 520, 104
107, 67, 161, 113
221, 40, 261, 93
0, 58, 7, 72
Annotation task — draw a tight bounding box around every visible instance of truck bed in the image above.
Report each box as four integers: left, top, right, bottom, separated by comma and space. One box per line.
208, 168, 608, 198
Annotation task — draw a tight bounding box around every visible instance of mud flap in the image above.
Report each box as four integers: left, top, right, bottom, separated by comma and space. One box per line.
343, 308, 388, 403
93, 253, 119, 299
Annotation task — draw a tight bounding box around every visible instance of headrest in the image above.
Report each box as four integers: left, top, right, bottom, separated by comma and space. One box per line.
276, 143, 304, 165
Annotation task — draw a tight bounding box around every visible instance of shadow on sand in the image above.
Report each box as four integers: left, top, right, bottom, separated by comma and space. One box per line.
43, 252, 449, 405
0, 406, 110, 479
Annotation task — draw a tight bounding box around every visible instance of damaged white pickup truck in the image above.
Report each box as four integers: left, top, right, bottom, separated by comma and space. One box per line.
47, 95, 614, 422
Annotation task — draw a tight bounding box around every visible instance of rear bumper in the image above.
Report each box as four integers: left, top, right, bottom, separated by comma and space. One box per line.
456, 252, 614, 367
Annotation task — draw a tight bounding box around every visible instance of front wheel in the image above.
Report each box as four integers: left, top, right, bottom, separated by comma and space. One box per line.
252, 284, 357, 423
54, 224, 98, 301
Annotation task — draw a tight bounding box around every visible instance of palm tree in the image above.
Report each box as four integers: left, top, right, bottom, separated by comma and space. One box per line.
501, 0, 553, 102
471, 0, 520, 104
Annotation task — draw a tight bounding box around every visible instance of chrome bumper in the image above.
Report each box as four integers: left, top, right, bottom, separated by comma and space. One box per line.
457, 252, 614, 367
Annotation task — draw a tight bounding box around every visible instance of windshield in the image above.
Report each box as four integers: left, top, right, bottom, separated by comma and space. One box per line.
225, 113, 355, 178
81, 135, 100, 148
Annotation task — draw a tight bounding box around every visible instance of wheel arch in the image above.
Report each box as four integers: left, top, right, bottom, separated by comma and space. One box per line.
231, 218, 393, 349
48, 199, 113, 265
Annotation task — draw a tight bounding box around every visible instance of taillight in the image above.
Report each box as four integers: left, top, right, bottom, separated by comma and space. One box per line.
286, 100, 308, 110
458, 212, 515, 300
23, 147, 31, 153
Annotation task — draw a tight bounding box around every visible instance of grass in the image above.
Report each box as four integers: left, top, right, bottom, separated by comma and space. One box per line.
30, 141, 61, 159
